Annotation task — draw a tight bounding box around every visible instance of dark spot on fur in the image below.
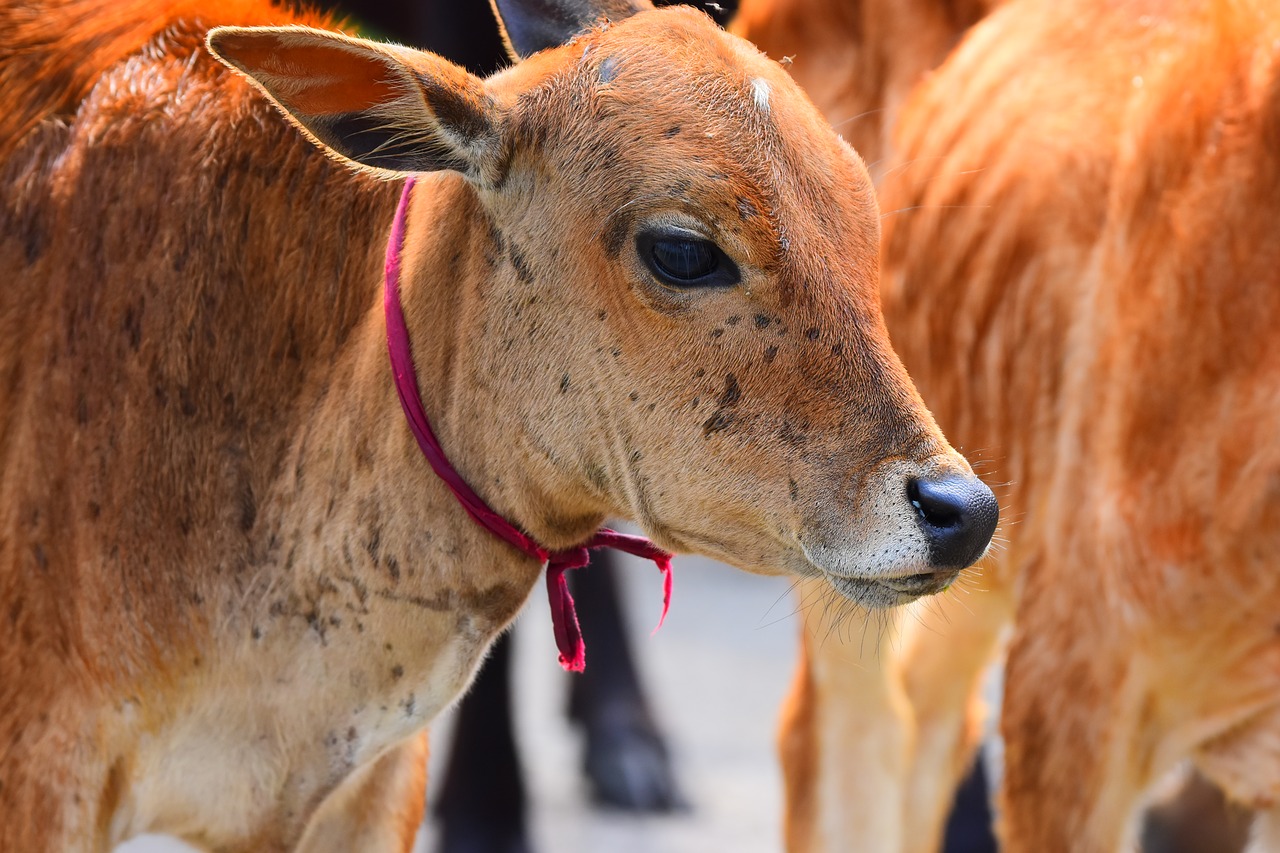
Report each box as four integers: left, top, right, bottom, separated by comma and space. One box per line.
754, 314, 771, 329
611, 348, 622, 358
179, 386, 197, 417
694, 368, 706, 378
718, 373, 741, 408
603, 217, 630, 258
23, 218, 45, 265
789, 479, 799, 501
88, 502, 101, 519
710, 328, 724, 339
664, 124, 682, 138
702, 410, 736, 437
509, 243, 534, 283
831, 343, 844, 356
597, 310, 608, 320
647, 402, 656, 412
726, 315, 741, 326
402, 692, 416, 718
305, 609, 327, 644
737, 197, 759, 220
702, 374, 743, 437
239, 486, 256, 533
392, 663, 404, 681
376, 588, 451, 612
560, 373, 571, 393
778, 421, 809, 447
386, 555, 401, 582
32, 544, 47, 572
806, 328, 821, 341
585, 464, 609, 492
763, 346, 778, 363
629, 391, 640, 402
252, 626, 262, 640
122, 302, 143, 351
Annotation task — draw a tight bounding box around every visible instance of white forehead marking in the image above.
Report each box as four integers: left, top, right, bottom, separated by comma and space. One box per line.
750, 77, 771, 113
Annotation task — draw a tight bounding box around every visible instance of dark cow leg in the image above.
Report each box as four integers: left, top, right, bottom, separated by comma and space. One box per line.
567, 551, 687, 812
433, 631, 532, 853
1141, 769, 1252, 853
940, 754, 997, 853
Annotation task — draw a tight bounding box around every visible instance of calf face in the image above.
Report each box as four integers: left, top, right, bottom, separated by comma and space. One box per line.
208, 0, 996, 609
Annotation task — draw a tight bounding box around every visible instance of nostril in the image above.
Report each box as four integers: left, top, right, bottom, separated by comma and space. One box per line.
907, 478, 963, 530
906, 475, 999, 569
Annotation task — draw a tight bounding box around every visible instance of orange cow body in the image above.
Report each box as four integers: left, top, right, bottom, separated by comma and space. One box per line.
0, 0, 996, 849
739, 0, 1280, 849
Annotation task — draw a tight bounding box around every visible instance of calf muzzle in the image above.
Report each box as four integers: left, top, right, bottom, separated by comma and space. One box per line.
907, 474, 999, 569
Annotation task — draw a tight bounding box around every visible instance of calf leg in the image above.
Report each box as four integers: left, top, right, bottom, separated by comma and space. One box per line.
899, 566, 1013, 853
296, 732, 429, 853
999, 602, 1150, 853
779, 578, 913, 853
433, 631, 531, 853
567, 550, 685, 811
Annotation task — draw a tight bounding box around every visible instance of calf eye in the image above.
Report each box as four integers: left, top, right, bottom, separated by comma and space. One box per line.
636, 227, 740, 289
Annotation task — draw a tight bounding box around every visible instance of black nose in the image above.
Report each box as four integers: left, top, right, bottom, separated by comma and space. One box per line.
907, 475, 999, 569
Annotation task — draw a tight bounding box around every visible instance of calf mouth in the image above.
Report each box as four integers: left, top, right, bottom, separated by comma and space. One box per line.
826, 568, 963, 609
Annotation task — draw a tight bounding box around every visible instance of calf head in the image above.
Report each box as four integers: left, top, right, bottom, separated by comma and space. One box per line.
207, 0, 996, 609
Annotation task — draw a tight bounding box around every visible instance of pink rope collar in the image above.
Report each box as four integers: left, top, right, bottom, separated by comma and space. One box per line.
383, 178, 673, 672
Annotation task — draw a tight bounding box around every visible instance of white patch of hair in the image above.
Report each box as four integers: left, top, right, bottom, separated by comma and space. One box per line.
749, 77, 771, 113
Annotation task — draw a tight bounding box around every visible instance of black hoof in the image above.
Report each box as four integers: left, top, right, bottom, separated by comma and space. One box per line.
581, 713, 689, 812
436, 823, 535, 853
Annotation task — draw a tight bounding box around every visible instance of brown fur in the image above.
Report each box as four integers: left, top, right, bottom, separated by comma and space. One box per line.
0, 0, 988, 849
743, 0, 1280, 849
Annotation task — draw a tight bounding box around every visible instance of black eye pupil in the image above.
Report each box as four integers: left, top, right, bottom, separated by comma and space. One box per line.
634, 228, 740, 290
651, 238, 717, 281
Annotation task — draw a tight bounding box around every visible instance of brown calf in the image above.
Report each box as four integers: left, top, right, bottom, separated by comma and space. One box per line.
0, 0, 996, 849
739, 0, 1280, 849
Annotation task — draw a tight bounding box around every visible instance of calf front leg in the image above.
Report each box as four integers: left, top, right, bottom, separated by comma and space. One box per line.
780, 578, 913, 853
295, 732, 429, 853
899, 564, 1013, 853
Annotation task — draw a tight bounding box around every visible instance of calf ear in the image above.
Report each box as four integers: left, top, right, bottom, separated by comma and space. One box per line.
207, 26, 504, 183
490, 0, 655, 59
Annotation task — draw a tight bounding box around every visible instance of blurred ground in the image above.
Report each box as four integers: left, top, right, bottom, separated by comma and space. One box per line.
117, 552, 802, 853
